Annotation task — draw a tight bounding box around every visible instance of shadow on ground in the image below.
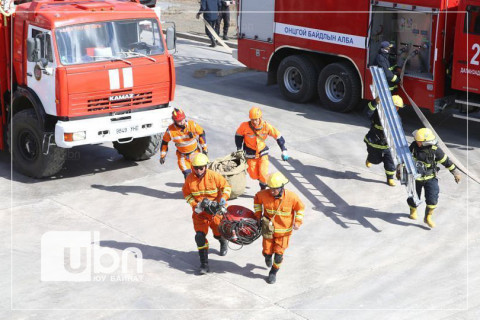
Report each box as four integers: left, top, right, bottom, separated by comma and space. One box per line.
270, 157, 430, 232
100, 240, 267, 279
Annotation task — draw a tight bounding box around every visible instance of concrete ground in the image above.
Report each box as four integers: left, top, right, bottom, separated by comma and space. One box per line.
1, 38, 480, 319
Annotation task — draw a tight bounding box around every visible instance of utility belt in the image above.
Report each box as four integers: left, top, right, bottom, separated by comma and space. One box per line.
177, 145, 200, 157
244, 146, 269, 159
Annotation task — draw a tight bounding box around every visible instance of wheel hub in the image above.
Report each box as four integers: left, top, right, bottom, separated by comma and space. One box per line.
18, 130, 38, 161
325, 75, 346, 103
283, 66, 303, 94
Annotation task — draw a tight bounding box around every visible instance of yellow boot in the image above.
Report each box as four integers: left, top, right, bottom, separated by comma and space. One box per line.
387, 178, 396, 186
424, 208, 435, 228
365, 159, 372, 168
409, 207, 417, 220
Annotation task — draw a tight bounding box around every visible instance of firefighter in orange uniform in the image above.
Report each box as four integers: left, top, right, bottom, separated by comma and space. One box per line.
182, 153, 232, 274
254, 172, 305, 284
235, 107, 289, 190
160, 108, 208, 179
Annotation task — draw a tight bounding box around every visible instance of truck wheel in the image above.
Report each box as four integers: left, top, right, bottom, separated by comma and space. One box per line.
277, 55, 318, 103
317, 62, 361, 112
8, 109, 66, 178
113, 134, 161, 161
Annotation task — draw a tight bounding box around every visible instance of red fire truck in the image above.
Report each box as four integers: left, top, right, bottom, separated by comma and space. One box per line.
237, 0, 480, 115
0, 0, 176, 178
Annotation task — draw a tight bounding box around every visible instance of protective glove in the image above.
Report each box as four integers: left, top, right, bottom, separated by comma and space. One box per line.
196, 12, 201, 19
159, 157, 166, 165
194, 202, 203, 214
219, 198, 226, 207
452, 169, 461, 184
396, 165, 402, 180
281, 150, 290, 161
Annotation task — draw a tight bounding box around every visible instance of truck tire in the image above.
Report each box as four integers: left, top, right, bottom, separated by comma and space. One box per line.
113, 134, 161, 161
277, 55, 318, 103
317, 62, 361, 112
8, 109, 66, 178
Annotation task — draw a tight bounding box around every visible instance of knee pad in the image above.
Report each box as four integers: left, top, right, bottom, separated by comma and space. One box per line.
274, 254, 283, 264
195, 232, 206, 247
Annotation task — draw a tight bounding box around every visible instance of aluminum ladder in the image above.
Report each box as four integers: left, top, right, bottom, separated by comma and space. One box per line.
369, 66, 421, 206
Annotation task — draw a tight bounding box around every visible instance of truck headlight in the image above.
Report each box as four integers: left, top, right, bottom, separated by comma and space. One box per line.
64, 131, 86, 142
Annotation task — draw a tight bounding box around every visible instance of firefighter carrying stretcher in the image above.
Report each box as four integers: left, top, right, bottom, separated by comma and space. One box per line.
400, 128, 461, 228
254, 172, 305, 284
182, 153, 232, 274
364, 95, 404, 186
235, 107, 289, 190
160, 108, 208, 179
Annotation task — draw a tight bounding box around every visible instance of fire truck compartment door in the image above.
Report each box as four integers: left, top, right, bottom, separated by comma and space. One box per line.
26, 25, 57, 117
239, 0, 275, 42
452, 4, 480, 93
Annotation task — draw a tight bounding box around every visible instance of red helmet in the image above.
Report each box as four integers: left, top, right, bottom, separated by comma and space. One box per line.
172, 108, 186, 122
218, 205, 261, 246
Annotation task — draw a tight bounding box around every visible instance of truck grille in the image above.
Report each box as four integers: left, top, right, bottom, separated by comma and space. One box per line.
87, 90, 153, 112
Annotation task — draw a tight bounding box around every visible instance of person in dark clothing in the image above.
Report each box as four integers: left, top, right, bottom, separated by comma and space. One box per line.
404, 128, 461, 228
215, 0, 233, 40
196, 0, 222, 47
374, 41, 401, 93
364, 95, 404, 186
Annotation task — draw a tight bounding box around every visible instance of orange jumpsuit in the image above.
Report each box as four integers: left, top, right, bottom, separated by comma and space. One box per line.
235, 120, 286, 185
254, 189, 304, 269
183, 169, 231, 248
161, 120, 207, 176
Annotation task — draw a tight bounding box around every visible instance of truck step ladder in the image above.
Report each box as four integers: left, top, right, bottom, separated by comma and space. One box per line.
369, 66, 422, 206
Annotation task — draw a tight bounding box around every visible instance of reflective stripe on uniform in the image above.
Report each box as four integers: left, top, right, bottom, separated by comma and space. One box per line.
426, 204, 437, 209
391, 75, 398, 82
185, 194, 195, 205
273, 261, 282, 269
447, 164, 456, 171
295, 210, 304, 220
171, 134, 191, 141
385, 170, 396, 175
274, 227, 293, 233
254, 204, 262, 212
191, 189, 219, 196
416, 174, 435, 181
197, 243, 209, 250
223, 187, 232, 197
437, 154, 447, 164
265, 208, 291, 216
368, 101, 376, 111
364, 136, 389, 150
374, 124, 383, 130
175, 140, 197, 148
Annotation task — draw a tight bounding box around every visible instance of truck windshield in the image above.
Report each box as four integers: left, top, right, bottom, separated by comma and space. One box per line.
55, 19, 164, 65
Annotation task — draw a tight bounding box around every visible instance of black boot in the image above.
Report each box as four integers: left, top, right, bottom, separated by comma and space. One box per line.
219, 238, 228, 256
209, 41, 217, 47
198, 249, 209, 274
264, 254, 272, 267
223, 34, 228, 40
267, 267, 278, 284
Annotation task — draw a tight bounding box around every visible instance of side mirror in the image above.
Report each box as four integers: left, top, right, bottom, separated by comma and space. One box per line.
27, 38, 40, 62
166, 26, 176, 51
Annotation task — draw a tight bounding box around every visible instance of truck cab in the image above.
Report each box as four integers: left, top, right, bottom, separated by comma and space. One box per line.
1, 0, 176, 177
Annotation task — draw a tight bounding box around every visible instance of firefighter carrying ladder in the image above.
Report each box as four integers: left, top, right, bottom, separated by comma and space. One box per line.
369, 66, 421, 206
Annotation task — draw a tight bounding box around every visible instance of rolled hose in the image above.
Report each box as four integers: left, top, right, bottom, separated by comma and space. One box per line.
218, 217, 261, 246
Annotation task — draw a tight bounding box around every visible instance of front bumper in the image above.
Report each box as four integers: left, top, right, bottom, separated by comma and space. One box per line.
55, 107, 173, 148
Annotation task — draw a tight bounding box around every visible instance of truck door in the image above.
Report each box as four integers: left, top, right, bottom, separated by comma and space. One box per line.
26, 25, 57, 116
239, 0, 275, 42
452, 2, 480, 93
